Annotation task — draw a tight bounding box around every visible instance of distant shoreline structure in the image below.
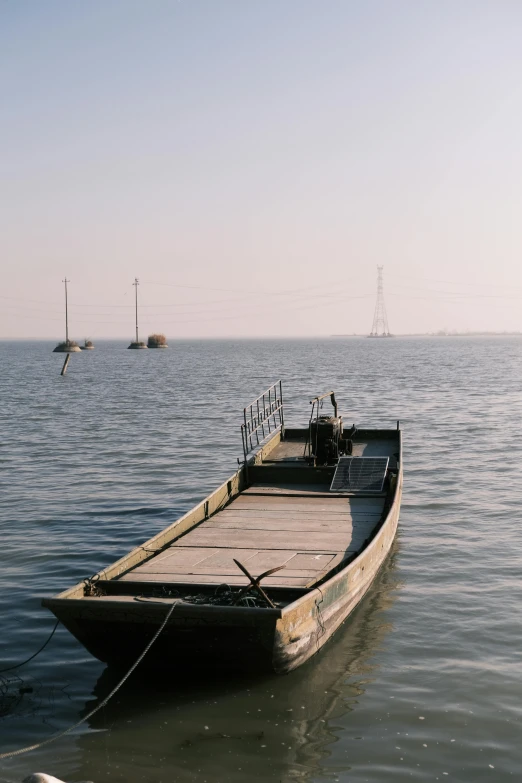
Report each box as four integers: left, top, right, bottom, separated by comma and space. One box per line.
332, 331, 522, 337
1, 333, 522, 341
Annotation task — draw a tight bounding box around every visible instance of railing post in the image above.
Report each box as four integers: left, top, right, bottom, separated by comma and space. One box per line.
279, 380, 285, 437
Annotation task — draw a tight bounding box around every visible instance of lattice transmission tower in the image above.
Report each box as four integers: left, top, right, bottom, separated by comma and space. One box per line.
369, 266, 391, 337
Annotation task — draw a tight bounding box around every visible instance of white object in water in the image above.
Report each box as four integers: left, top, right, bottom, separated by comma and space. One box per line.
22, 775, 93, 783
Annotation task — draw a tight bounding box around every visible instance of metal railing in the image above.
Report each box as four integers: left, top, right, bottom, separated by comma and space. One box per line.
241, 380, 284, 461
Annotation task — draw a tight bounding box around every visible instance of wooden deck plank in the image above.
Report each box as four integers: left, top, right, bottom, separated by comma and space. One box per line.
352, 440, 396, 458
121, 483, 380, 589
126, 544, 355, 588
202, 549, 298, 570
234, 495, 349, 506
233, 550, 298, 569
136, 548, 257, 572
230, 496, 384, 511
216, 525, 373, 542
206, 520, 378, 539
119, 572, 313, 587
242, 484, 387, 498
240, 491, 382, 501
128, 538, 365, 576
260, 441, 307, 462
217, 509, 379, 521
208, 517, 356, 533
139, 547, 219, 568
230, 506, 356, 516
128, 566, 320, 578
288, 553, 337, 569
133, 551, 341, 575
172, 528, 358, 552
242, 484, 330, 495
208, 514, 379, 532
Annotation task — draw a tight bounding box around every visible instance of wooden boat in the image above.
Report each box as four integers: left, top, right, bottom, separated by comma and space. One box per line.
43, 382, 402, 674
73, 547, 400, 783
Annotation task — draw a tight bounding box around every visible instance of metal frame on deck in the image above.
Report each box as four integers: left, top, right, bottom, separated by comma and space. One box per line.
241, 380, 284, 461
306, 391, 338, 460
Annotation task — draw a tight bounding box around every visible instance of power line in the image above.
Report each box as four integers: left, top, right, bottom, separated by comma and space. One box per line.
0, 292, 374, 326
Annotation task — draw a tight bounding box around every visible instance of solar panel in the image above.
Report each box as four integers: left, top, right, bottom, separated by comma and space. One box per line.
330, 456, 389, 493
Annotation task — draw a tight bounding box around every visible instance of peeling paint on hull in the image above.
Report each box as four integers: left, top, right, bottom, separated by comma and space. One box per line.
273, 474, 402, 672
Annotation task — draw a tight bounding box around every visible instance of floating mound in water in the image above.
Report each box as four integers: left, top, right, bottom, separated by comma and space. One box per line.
128, 341, 147, 349
80, 339, 94, 350
53, 340, 81, 353
147, 333, 168, 348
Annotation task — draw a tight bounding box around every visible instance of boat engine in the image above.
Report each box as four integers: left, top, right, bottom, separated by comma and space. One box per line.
308, 391, 354, 464
310, 415, 342, 464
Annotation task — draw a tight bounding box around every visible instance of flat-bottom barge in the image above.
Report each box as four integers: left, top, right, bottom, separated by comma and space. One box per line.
43, 383, 402, 674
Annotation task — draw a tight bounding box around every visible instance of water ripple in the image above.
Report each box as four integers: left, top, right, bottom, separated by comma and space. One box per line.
1, 337, 521, 782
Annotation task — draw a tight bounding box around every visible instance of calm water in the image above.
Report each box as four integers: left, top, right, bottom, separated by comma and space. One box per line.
1, 337, 521, 783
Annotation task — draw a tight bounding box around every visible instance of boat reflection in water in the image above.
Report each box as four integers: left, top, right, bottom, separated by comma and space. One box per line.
74, 544, 401, 783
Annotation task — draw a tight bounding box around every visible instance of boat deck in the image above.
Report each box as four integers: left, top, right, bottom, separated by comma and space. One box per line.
265, 436, 399, 465
119, 485, 385, 589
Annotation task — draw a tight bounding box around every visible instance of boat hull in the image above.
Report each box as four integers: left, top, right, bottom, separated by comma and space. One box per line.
46, 598, 280, 672
43, 420, 403, 675
44, 473, 402, 674
273, 471, 402, 672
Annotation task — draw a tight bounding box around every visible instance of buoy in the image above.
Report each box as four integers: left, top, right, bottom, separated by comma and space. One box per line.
53, 342, 81, 353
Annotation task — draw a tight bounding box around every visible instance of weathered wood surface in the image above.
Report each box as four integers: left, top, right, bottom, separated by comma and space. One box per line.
351, 439, 398, 458
264, 435, 397, 462
218, 508, 378, 520
242, 484, 329, 495
120, 485, 382, 588
262, 440, 307, 462
241, 484, 386, 498
208, 516, 376, 533
119, 572, 318, 587
132, 546, 359, 573
231, 497, 383, 511
172, 528, 361, 552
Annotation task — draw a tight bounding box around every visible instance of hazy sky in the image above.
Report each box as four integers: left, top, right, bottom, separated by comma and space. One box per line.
3, 0, 522, 338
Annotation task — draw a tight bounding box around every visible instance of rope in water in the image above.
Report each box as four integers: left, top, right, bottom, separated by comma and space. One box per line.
0, 601, 178, 760
0, 619, 60, 674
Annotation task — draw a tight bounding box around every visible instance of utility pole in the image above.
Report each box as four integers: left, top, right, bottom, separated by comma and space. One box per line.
54, 276, 80, 354
369, 266, 391, 337
128, 277, 147, 348
63, 277, 70, 344
133, 277, 139, 343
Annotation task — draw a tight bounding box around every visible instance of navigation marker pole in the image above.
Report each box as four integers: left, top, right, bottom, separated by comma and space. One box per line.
61, 354, 71, 375
60, 278, 72, 373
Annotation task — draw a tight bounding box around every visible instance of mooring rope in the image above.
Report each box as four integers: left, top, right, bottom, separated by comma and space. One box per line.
0, 619, 60, 674
0, 601, 178, 760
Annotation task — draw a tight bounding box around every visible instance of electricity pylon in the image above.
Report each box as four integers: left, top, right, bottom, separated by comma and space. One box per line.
369, 266, 391, 337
